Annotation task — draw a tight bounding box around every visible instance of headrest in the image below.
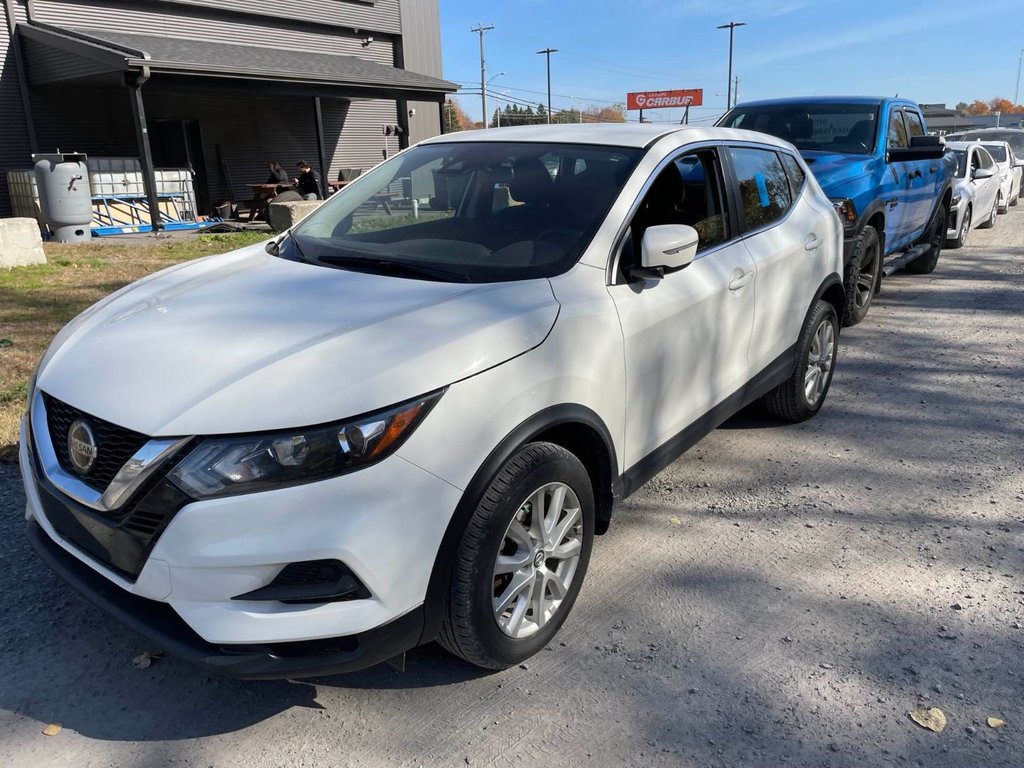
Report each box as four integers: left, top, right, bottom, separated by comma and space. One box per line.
509, 157, 554, 205
789, 115, 814, 141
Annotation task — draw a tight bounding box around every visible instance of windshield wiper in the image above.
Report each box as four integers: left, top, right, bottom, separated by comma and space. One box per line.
315, 255, 471, 282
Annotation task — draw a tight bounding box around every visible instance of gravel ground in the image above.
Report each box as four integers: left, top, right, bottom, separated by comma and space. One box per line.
1, 208, 1022, 768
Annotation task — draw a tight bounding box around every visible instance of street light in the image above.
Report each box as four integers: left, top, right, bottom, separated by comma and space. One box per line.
1015, 49, 1024, 110
717, 21, 746, 110
537, 48, 559, 124
487, 73, 506, 127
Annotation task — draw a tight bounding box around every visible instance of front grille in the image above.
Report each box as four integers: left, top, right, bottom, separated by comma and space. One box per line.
44, 394, 149, 492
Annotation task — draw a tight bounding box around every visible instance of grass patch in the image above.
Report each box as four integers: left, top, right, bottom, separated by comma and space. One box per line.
0, 230, 269, 461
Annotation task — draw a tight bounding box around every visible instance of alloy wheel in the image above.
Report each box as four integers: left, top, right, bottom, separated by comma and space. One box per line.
492, 482, 584, 639
855, 244, 878, 310
960, 209, 971, 244
804, 319, 835, 406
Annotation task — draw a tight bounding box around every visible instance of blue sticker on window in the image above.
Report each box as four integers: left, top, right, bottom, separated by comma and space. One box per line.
754, 172, 770, 208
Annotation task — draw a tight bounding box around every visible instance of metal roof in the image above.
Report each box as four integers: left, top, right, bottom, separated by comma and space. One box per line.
18, 23, 458, 94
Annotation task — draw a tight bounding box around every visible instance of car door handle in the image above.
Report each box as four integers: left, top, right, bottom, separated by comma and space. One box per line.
908, 169, 922, 180
728, 270, 754, 291
804, 234, 822, 251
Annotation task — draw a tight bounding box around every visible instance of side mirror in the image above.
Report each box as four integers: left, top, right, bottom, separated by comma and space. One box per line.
972, 167, 995, 180
628, 224, 699, 281
888, 134, 945, 162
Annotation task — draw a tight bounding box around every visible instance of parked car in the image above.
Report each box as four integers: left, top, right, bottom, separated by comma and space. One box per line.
944, 128, 1024, 197
20, 124, 845, 678
973, 141, 1021, 212
719, 97, 955, 325
944, 141, 1001, 248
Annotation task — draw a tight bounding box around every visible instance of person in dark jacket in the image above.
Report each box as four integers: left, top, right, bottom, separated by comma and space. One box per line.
266, 161, 289, 187
293, 161, 323, 200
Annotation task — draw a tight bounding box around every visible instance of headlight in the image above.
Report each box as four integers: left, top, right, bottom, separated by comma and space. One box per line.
169, 390, 443, 499
951, 194, 961, 207
830, 198, 857, 226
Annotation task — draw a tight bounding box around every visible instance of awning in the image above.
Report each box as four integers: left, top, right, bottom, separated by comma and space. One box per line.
18, 23, 459, 97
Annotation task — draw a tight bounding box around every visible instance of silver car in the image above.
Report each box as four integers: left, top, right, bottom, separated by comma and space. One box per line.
945, 142, 1001, 249
945, 128, 1024, 198
973, 141, 1022, 212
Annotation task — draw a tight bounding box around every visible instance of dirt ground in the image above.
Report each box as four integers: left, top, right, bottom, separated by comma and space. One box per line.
0, 208, 1021, 768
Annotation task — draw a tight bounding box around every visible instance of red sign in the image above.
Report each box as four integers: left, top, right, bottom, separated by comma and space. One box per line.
627, 89, 703, 110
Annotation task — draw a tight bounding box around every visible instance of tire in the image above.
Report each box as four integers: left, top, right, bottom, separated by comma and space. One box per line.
997, 192, 1008, 215
979, 197, 997, 229
1011, 194, 1018, 207
763, 300, 839, 423
841, 226, 880, 327
905, 201, 947, 275
439, 442, 595, 669
946, 205, 970, 249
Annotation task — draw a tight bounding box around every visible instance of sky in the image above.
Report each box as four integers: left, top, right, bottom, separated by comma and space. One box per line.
438, 0, 1024, 125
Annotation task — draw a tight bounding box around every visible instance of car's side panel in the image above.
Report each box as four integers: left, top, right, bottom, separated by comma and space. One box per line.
607, 241, 756, 469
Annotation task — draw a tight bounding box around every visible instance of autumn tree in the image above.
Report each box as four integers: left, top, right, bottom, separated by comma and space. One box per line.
443, 98, 474, 133
966, 100, 991, 116
989, 98, 1015, 114
582, 104, 626, 123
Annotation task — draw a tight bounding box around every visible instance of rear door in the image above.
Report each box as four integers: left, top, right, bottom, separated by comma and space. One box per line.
879, 106, 914, 251
972, 147, 999, 216
725, 145, 828, 373
901, 107, 938, 234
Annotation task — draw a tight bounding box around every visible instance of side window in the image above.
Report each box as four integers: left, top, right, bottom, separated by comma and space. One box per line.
780, 152, 806, 198
621, 149, 730, 271
727, 147, 793, 232
887, 110, 909, 149
903, 109, 925, 138
976, 148, 993, 170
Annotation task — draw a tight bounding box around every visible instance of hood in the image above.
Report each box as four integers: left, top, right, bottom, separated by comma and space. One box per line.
799, 151, 878, 196
37, 244, 559, 436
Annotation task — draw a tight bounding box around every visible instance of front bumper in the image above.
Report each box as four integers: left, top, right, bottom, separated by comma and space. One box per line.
27, 520, 422, 679
20, 412, 463, 674
946, 205, 962, 239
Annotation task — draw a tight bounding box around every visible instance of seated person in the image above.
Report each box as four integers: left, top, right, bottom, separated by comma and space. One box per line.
293, 161, 323, 201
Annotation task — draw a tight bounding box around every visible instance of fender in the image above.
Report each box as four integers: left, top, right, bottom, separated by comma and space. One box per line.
419, 403, 619, 644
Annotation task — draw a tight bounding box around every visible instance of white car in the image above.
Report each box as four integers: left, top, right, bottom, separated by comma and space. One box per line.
20, 124, 844, 677
945, 141, 1001, 249
945, 128, 1024, 198
974, 141, 1021, 212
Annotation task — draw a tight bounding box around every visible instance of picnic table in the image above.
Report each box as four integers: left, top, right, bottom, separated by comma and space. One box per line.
245, 182, 292, 222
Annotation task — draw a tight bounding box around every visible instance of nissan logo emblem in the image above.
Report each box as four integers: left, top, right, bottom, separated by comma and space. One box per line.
67, 419, 98, 475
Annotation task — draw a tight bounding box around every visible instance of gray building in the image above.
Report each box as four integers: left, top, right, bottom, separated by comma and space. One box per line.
0, 0, 457, 219
920, 104, 1024, 135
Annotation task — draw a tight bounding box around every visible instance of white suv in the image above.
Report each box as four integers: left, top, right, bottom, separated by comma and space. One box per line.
20, 125, 844, 677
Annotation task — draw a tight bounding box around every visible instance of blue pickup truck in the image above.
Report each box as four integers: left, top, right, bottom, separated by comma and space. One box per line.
719, 97, 955, 325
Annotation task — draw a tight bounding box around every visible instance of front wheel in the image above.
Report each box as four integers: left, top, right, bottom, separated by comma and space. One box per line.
439, 442, 595, 669
763, 300, 839, 423
841, 226, 880, 327
998, 192, 1008, 215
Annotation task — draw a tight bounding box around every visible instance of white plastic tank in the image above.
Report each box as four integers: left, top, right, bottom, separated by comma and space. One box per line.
33, 152, 92, 242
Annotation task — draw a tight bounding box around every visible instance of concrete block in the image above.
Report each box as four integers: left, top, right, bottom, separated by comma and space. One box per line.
0, 218, 46, 269
268, 201, 322, 232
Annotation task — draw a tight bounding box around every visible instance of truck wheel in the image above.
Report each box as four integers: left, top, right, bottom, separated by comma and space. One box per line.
763, 300, 839, 423
439, 442, 594, 669
841, 226, 880, 327
905, 201, 946, 275
979, 198, 997, 229
946, 206, 970, 249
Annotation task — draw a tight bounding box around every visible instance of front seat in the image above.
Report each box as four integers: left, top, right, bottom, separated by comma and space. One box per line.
495, 157, 556, 232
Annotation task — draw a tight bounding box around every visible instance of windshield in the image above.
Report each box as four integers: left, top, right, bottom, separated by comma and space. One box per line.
960, 131, 1024, 159
285, 141, 643, 282
981, 144, 1007, 163
721, 103, 880, 154
951, 150, 968, 177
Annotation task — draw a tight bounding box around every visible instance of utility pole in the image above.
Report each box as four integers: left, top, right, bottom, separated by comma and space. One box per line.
717, 21, 746, 110
1015, 49, 1024, 110
734, 75, 740, 107
471, 23, 494, 129
537, 48, 559, 124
